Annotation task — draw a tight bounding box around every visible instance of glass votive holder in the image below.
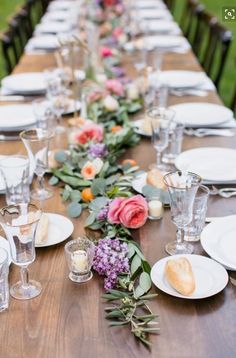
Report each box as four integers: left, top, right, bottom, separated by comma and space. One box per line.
64, 238, 95, 283
147, 197, 164, 220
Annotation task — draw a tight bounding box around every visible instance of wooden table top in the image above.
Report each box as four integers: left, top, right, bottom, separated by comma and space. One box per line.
0, 42, 236, 358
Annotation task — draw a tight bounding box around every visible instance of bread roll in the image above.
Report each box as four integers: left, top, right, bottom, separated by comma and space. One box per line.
35, 214, 49, 245
146, 168, 166, 190
165, 258, 195, 296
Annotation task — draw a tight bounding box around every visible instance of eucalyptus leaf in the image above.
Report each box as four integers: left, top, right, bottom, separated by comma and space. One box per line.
134, 285, 145, 298
131, 254, 141, 276
91, 178, 107, 195
49, 176, 59, 186
61, 189, 71, 202
55, 150, 68, 163
128, 243, 135, 259
142, 260, 151, 274
89, 197, 109, 211
142, 185, 161, 199
85, 212, 96, 227
67, 202, 82, 218
139, 272, 152, 293
70, 190, 81, 203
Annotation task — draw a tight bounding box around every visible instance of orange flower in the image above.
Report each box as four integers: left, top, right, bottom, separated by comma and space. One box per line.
81, 188, 95, 202
121, 159, 138, 167
81, 162, 97, 180
111, 125, 122, 133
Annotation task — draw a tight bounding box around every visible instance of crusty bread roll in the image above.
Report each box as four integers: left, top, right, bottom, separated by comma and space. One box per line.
146, 168, 166, 190
165, 258, 195, 296
35, 214, 49, 245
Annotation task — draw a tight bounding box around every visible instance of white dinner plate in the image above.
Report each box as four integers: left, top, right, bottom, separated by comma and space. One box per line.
151, 254, 228, 299
144, 35, 183, 49
135, 1, 166, 9
169, 103, 233, 127
35, 22, 72, 34
141, 20, 181, 34
201, 216, 236, 270
175, 147, 236, 182
48, 0, 78, 11
133, 119, 151, 137
1, 72, 46, 94
159, 71, 205, 89
35, 213, 74, 248
63, 99, 81, 115
28, 35, 60, 50
132, 172, 148, 194
42, 11, 74, 22
0, 236, 11, 265
0, 104, 36, 131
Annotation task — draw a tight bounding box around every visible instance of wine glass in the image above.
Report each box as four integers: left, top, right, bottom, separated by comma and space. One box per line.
0, 203, 42, 300
147, 107, 175, 171
163, 171, 202, 255
20, 128, 54, 201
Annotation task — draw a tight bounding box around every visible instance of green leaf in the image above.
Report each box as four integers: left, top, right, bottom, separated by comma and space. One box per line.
67, 202, 82, 218
49, 176, 59, 186
134, 285, 145, 298
142, 260, 151, 274
91, 178, 107, 196
139, 272, 152, 293
70, 190, 81, 203
54, 150, 68, 163
131, 254, 142, 276
61, 189, 71, 202
85, 212, 96, 227
89, 197, 109, 212
128, 243, 135, 259
142, 185, 161, 199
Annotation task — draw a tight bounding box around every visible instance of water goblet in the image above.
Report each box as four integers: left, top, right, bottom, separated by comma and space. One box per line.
0, 204, 42, 300
163, 171, 202, 255
20, 128, 54, 201
32, 98, 55, 130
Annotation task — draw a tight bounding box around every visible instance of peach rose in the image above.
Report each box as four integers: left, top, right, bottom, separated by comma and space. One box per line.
81, 161, 97, 180
105, 79, 124, 97
75, 123, 103, 145
108, 195, 148, 229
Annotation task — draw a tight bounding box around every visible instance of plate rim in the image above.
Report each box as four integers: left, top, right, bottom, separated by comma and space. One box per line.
0, 236, 12, 265
151, 254, 228, 299
2, 72, 46, 93
201, 215, 236, 271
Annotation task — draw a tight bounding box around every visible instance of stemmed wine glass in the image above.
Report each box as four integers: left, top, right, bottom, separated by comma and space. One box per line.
147, 107, 175, 171
0, 204, 42, 300
163, 171, 202, 255
20, 128, 54, 201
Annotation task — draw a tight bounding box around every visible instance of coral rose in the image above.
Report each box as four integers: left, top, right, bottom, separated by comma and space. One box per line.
75, 123, 103, 145
81, 161, 97, 180
108, 195, 148, 229
105, 79, 124, 97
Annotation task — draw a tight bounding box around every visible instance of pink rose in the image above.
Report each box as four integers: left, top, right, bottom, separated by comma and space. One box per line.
100, 46, 113, 58
105, 79, 124, 97
75, 123, 103, 145
108, 195, 148, 229
112, 27, 123, 39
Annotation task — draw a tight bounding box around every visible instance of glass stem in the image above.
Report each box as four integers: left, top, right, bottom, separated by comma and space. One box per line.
20, 266, 29, 289
176, 228, 183, 246
157, 151, 161, 167
37, 175, 45, 193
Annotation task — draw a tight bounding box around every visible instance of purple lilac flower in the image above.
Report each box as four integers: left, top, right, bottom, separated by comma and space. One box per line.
88, 143, 108, 158
93, 237, 129, 290
97, 206, 109, 221
111, 66, 125, 78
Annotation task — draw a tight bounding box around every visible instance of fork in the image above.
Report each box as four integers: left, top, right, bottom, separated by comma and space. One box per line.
209, 186, 236, 198
184, 128, 234, 137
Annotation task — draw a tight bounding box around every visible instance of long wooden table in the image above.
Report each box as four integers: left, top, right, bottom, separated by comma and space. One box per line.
0, 39, 236, 358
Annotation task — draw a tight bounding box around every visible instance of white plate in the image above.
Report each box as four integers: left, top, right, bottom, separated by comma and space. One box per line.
0, 155, 6, 192
63, 99, 81, 115
28, 35, 60, 50
159, 71, 205, 89
35, 213, 74, 247
144, 35, 183, 49
48, 1, 78, 11
133, 119, 151, 137
35, 22, 72, 34
132, 172, 148, 193
0, 236, 11, 265
201, 216, 236, 271
0, 104, 36, 131
151, 254, 228, 299
169, 103, 233, 127
135, 1, 166, 9
2, 73, 46, 94
175, 147, 236, 182
42, 11, 73, 22
141, 20, 180, 34
137, 9, 172, 20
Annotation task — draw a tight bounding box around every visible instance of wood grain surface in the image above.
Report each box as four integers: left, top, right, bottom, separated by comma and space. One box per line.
0, 42, 236, 358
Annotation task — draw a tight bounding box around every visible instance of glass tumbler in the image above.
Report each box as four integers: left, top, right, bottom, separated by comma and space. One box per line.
162, 121, 184, 166
184, 185, 209, 242
65, 238, 95, 283
0, 248, 9, 312
0, 155, 30, 205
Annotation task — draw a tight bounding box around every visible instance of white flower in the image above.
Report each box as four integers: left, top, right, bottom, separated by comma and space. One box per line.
126, 84, 139, 100
118, 34, 128, 45
96, 73, 107, 84
92, 158, 104, 174
103, 95, 119, 112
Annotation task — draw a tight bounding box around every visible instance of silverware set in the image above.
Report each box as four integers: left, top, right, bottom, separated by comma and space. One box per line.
170, 88, 208, 97
184, 128, 235, 137
209, 186, 236, 198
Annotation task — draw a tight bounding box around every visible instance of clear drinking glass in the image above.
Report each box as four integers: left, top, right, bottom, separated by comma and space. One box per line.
32, 98, 55, 130
184, 185, 209, 242
147, 107, 175, 171
0, 155, 30, 205
0, 204, 42, 300
65, 238, 95, 283
163, 171, 202, 255
162, 122, 184, 167
20, 128, 54, 201
0, 248, 9, 312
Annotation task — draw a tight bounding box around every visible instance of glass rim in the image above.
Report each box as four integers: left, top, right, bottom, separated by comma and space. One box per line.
20, 128, 54, 141
0, 203, 42, 228
146, 106, 175, 118
0, 247, 8, 264
163, 171, 202, 189
64, 237, 95, 253
195, 184, 210, 197
0, 155, 29, 169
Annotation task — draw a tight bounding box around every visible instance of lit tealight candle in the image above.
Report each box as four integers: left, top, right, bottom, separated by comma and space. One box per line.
148, 200, 163, 220
72, 250, 89, 273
